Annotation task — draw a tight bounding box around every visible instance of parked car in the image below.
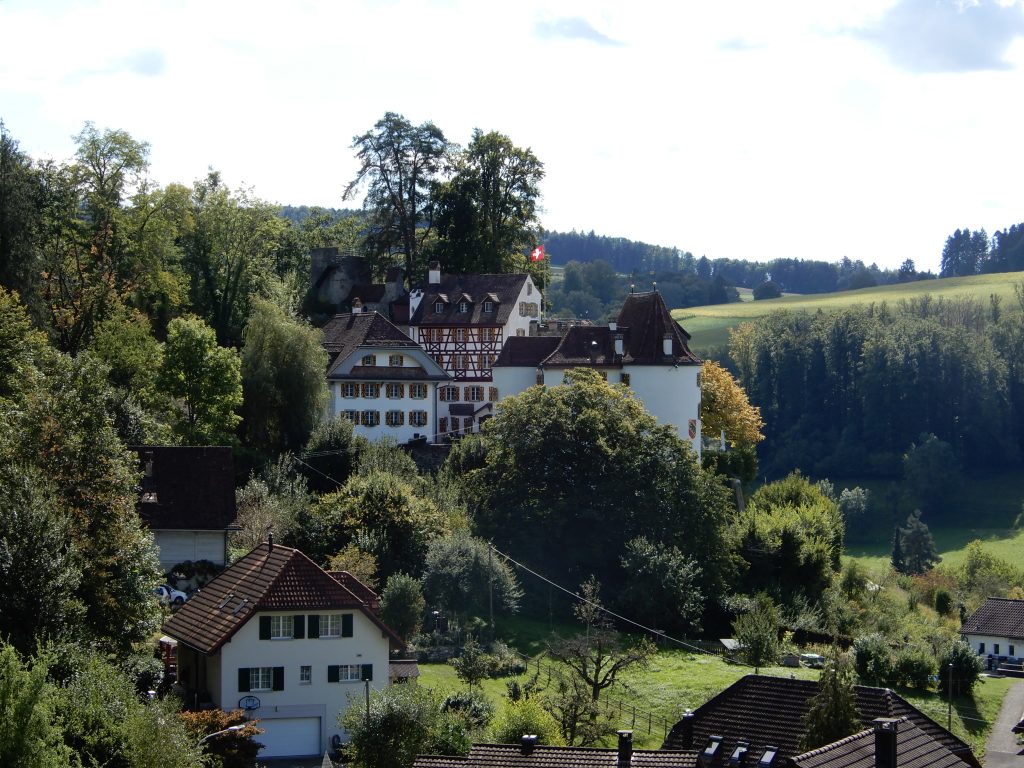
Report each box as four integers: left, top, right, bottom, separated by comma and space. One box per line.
155, 585, 188, 606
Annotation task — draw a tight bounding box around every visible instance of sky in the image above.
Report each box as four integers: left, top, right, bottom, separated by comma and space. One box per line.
3, 0, 1024, 273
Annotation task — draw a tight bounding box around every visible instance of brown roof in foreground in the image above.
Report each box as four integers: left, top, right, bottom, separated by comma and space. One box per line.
163, 542, 403, 654
414, 744, 698, 768
961, 597, 1024, 639
790, 718, 963, 768
130, 446, 236, 531
662, 675, 978, 768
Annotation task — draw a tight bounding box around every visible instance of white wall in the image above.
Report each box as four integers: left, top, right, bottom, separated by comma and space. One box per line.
962, 633, 1023, 658
329, 380, 438, 444
217, 609, 391, 754
505, 277, 540, 339
491, 367, 539, 403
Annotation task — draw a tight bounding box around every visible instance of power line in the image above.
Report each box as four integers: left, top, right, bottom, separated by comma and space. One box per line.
489, 543, 754, 667
289, 454, 345, 488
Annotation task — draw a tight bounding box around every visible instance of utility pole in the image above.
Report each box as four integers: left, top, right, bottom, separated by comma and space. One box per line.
947, 662, 953, 731
488, 543, 495, 640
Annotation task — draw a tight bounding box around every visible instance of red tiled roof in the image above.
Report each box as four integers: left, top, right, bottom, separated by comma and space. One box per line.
961, 597, 1024, 639
163, 542, 403, 654
791, 718, 963, 768
414, 744, 698, 768
328, 571, 380, 612
130, 446, 236, 531
661, 675, 978, 768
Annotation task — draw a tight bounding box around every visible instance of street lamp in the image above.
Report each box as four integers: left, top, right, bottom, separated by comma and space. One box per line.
198, 725, 245, 747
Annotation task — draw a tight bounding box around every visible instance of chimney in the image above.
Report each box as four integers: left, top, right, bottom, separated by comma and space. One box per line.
617, 730, 633, 767
351, 297, 364, 314
590, 339, 599, 363
520, 735, 538, 755
267, 531, 274, 551
428, 261, 441, 285
609, 321, 617, 331
676, 710, 696, 749
614, 334, 624, 357
873, 718, 899, 768
663, 333, 673, 357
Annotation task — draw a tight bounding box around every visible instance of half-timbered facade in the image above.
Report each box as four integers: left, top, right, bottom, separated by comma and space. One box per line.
321, 311, 449, 444
408, 265, 540, 437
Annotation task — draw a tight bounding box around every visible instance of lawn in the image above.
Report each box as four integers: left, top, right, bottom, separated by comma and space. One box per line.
417, 652, 1012, 757
671, 271, 1024, 354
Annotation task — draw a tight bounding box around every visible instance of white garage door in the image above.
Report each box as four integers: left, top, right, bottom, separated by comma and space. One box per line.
258, 717, 320, 758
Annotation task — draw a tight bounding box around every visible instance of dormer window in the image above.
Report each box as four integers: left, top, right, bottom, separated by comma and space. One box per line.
361, 354, 376, 367
458, 301, 470, 313
483, 300, 495, 313
434, 301, 445, 313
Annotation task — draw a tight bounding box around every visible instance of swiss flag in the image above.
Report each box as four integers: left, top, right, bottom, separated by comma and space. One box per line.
529, 245, 545, 262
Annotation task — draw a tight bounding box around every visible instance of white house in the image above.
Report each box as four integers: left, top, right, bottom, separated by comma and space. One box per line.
493, 290, 703, 454
408, 263, 541, 437
321, 311, 450, 444
961, 597, 1024, 664
163, 540, 403, 760
130, 445, 237, 573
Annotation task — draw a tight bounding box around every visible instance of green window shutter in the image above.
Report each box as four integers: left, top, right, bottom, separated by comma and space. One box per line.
342, 613, 353, 638
238, 668, 250, 692
308, 614, 320, 639
293, 615, 305, 639
259, 616, 271, 640
361, 664, 373, 682
272, 667, 284, 691
327, 665, 340, 683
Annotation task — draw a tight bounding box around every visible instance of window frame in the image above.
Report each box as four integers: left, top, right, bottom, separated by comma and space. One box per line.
386, 410, 405, 427
251, 667, 273, 691
362, 383, 380, 399
342, 382, 358, 398
483, 300, 495, 313
389, 354, 403, 367
270, 615, 294, 640
410, 410, 428, 427
299, 665, 312, 684
385, 383, 404, 399
457, 301, 470, 313
361, 410, 380, 427
434, 301, 445, 314
360, 354, 376, 367
410, 383, 427, 399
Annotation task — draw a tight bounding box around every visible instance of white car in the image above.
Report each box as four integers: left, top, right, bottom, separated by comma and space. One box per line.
155, 585, 188, 606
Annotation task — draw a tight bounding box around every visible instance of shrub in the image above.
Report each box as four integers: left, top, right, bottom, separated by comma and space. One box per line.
487, 641, 527, 678
179, 708, 264, 768
442, 690, 494, 730
490, 699, 564, 745
380, 572, 426, 640
938, 640, 983, 696
853, 633, 893, 687
934, 589, 953, 616
893, 646, 935, 689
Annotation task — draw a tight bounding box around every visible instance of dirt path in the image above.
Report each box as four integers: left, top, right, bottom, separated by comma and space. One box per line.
985, 680, 1024, 767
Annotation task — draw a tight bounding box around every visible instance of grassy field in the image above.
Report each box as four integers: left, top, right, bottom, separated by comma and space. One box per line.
417, 652, 1012, 757
672, 271, 1024, 353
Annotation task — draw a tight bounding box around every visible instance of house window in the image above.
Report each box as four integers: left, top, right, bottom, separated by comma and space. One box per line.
389, 354, 403, 367
458, 301, 470, 313
439, 386, 459, 402
527, 282, 533, 295
318, 613, 354, 638
386, 383, 404, 399
300, 665, 311, 684
344, 410, 359, 424
438, 417, 448, 435
386, 410, 405, 427
327, 664, 370, 683
620, 373, 631, 386
362, 383, 380, 398
488, 387, 499, 402
361, 410, 380, 427
410, 410, 427, 427
482, 328, 494, 342
519, 301, 526, 316
410, 384, 427, 399
995, 644, 1001, 655
483, 300, 495, 313
455, 328, 466, 342
342, 383, 358, 398
361, 354, 376, 367
271, 615, 294, 639
466, 386, 484, 402
979, 642, 985, 653
464, 418, 474, 432
433, 328, 444, 342
1011, 645, 1016, 656
455, 356, 468, 370
240, 666, 283, 692
434, 301, 445, 314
